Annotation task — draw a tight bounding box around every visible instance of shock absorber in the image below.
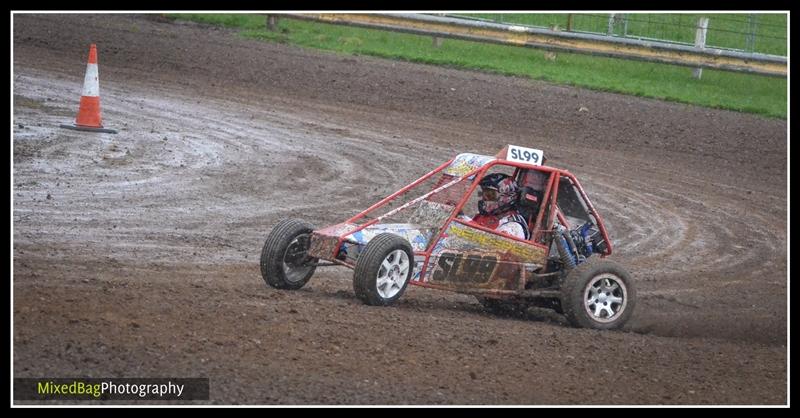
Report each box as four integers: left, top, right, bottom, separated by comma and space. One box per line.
554, 224, 577, 269
563, 226, 585, 264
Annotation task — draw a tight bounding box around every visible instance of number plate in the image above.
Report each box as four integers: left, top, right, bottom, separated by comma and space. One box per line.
506, 145, 544, 166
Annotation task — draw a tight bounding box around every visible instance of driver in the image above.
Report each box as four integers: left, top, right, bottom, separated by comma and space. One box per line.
459, 173, 530, 240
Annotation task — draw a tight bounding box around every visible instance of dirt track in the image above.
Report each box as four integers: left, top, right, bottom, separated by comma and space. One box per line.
13, 14, 787, 404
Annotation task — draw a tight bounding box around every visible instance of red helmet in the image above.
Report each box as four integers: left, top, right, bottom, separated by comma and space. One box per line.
478, 173, 519, 216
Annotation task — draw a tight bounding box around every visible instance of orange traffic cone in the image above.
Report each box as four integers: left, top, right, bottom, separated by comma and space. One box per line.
60, 44, 117, 134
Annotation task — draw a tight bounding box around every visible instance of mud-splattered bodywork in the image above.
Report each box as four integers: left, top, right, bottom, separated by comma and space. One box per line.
422, 221, 548, 292
308, 219, 548, 291
307, 149, 611, 296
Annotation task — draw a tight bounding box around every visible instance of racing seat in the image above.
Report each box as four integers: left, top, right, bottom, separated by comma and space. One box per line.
516, 169, 549, 236
518, 187, 542, 230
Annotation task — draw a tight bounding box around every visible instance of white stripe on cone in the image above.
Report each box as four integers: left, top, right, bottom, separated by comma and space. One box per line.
81, 63, 99, 97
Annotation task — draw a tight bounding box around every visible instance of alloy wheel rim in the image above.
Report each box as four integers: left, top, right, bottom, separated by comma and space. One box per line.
375, 249, 410, 299
583, 273, 627, 323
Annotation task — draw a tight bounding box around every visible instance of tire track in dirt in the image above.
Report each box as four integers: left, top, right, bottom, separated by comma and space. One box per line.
592, 173, 782, 281
14, 70, 439, 266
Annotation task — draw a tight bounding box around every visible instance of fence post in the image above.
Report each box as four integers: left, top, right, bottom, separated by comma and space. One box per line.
607, 13, 616, 35
745, 14, 757, 52
432, 13, 445, 48
692, 17, 709, 79
566, 14, 573, 32
622, 14, 629, 37
267, 14, 278, 31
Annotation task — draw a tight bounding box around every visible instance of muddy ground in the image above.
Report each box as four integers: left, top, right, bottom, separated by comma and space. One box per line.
12, 14, 787, 405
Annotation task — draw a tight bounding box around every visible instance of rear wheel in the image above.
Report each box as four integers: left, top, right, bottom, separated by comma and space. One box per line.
260, 219, 318, 290
353, 233, 414, 306
560, 259, 635, 330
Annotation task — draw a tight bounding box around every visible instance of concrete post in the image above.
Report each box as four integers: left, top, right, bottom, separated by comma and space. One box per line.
433, 13, 445, 47
267, 14, 278, 31
693, 17, 709, 79
607, 13, 616, 35
623, 14, 629, 37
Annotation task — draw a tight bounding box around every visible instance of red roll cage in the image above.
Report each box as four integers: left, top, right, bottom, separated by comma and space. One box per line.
318, 146, 612, 284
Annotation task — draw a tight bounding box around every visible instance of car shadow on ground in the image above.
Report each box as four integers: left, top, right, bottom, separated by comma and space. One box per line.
304, 280, 572, 327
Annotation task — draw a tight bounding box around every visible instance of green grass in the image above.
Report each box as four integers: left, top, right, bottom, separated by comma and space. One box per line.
464, 13, 788, 56
169, 14, 787, 119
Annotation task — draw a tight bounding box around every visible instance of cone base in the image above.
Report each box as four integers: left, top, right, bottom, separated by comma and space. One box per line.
60, 124, 118, 134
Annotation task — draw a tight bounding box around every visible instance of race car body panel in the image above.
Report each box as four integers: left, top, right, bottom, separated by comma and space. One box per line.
419, 220, 548, 292
308, 222, 436, 265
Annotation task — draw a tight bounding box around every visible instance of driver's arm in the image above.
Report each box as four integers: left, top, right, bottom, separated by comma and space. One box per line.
497, 221, 525, 239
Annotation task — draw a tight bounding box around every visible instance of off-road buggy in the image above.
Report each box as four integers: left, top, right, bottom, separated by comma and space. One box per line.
260, 145, 635, 329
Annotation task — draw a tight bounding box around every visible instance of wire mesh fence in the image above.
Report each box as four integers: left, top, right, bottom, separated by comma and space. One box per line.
449, 13, 787, 56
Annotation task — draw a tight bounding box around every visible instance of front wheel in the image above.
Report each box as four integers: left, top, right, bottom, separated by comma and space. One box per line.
353, 233, 414, 306
260, 218, 318, 290
560, 259, 636, 330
